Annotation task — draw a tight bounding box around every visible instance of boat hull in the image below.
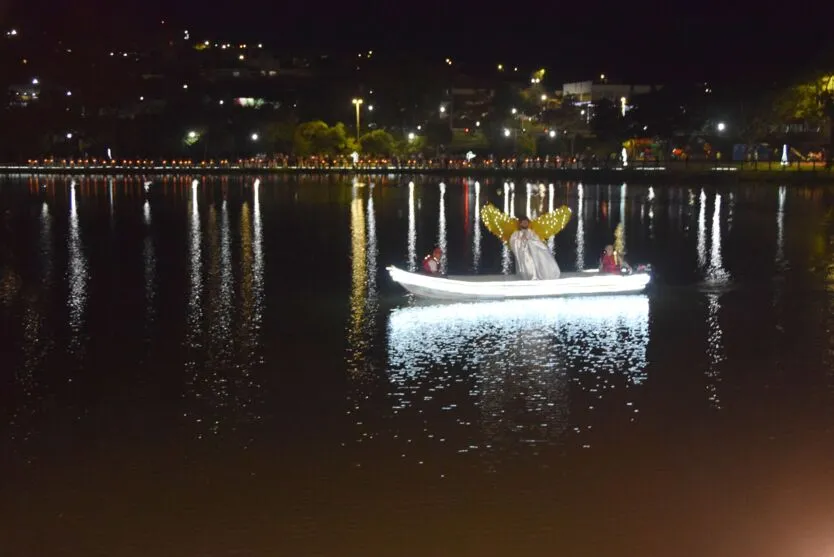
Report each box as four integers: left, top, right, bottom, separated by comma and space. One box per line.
387, 266, 650, 301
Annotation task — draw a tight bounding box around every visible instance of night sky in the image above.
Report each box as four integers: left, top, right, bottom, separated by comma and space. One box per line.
4, 0, 833, 83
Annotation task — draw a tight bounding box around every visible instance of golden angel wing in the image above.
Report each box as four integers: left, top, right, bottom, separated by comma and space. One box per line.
480, 203, 518, 244
529, 205, 572, 240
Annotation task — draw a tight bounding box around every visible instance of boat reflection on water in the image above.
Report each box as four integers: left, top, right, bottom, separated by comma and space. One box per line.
377, 295, 650, 459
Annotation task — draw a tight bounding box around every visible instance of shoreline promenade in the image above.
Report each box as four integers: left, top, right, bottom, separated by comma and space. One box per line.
3, 160, 833, 184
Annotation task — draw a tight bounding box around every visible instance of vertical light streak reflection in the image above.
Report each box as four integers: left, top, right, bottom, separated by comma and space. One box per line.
219, 199, 232, 337
183, 181, 204, 433
407, 182, 417, 272
776, 186, 786, 269
697, 189, 707, 270
239, 180, 265, 404
705, 293, 724, 409
252, 180, 264, 353
548, 183, 556, 254
347, 186, 368, 376
502, 182, 512, 275
576, 183, 585, 270
67, 181, 87, 356
438, 182, 447, 274
707, 194, 728, 282
727, 192, 735, 233
142, 200, 156, 330
473, 181, 481, 272
647, 186, 655, 240
14, 202, 55, 441
525, 182, 532, 219
108, 178, 114, 221
619, 183, 627, 252
366, 189, 378, 318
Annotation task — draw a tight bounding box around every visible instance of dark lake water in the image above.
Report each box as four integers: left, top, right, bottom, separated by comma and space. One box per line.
3, 174, 834, 556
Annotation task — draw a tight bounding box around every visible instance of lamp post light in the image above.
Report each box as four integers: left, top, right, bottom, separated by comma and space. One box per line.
717, 122, 726, 132
251, 133, 259, 141
408, 132, 415, 141
188, 130, 197, 140
352, 98, 363, 140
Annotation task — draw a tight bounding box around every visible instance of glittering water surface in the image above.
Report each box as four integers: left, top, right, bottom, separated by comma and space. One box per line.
3, 175, 834, 557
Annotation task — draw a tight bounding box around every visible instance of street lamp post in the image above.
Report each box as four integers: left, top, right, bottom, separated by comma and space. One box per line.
352, 98, 363, 140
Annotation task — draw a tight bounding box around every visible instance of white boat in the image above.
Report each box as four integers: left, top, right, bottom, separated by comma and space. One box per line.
386, 266, 651, 301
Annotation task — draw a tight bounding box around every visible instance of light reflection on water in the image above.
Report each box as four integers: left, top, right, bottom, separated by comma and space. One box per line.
142, 199, 156, 333
501, 183, 512, 275
438, 183, 447, 274
473, 181, 481, 273
249, 181, 264, 366
347, 186, 378, 377
407, 182, 417, 272
619, 183, 627, 252
697, 189, 707, 270
776, 186, 786, 269
67, 181, 87, 356
576, 183, 585, 270
707, 193, 729, 283
376, 296, 650, 458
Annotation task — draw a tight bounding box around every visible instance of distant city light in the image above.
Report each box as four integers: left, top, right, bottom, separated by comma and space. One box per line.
250, 133, 259, 141
204, 40, 210, 46
183, 84, 188, 89
475, 121, 481, 127
66, 133, 73, 139
548, 130, 556, 138
31, 78, 39, 85
66, 90, 72, 96
258, 43, 263, 48
439, 105, 446, 113
188, 131, 197, 139
218, 100, 224, 105
417, 125, 422, 130
239, 54, 245, 60
600, 73, 606, 80
7, 29, 18, 37
497, 64, 503, 71
139, 96, 144, 101
445, 58, 452, 65
511, 108, 517, 114
541, 94, 547, 101
717, 122, 726, 132
504, 128, 511, 137
408, 132, 415, 141
367, 105, 374, 111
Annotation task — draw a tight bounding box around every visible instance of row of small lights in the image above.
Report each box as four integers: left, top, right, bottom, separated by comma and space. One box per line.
29, 155, 576, 166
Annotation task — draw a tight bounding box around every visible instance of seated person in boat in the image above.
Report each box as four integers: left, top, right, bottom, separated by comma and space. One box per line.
422, 247, 443, 275
509, 217, 561, 280
599, 244, 632, 274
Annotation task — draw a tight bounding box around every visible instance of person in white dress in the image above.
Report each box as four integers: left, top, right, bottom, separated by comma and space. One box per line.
509, 217, 561, 280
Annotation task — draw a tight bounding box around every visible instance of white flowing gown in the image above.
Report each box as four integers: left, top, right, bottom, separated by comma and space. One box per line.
509, 229, 561, 280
